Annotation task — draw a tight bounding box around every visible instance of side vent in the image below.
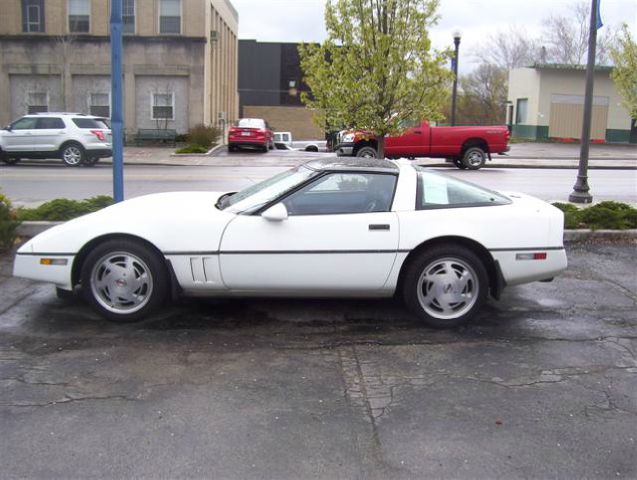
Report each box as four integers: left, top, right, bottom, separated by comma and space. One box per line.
189, 257, 220, 284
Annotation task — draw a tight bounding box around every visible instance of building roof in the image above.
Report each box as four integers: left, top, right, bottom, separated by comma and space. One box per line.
530, 63, 614, 73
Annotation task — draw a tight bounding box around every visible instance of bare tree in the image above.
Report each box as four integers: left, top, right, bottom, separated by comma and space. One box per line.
474, 26, 541, 69
457, 64, 508, 125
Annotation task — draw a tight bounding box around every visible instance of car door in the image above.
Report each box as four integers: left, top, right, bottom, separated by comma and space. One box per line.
1, 117, 38, 152
33, 117, 66, 152
385, 119, 428, 157
219, 171, 399, 293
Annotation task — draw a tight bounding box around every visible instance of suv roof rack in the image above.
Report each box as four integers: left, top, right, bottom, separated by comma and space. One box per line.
30, 112, 87, 116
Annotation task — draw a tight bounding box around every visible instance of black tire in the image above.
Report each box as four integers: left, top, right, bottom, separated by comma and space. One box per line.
462, 146, 486, 170
60, 142, 85, 167
80, 239, 169, 322
1, 152, 20, 165
402, 245, 489, 328
453, 158, 467, 170
83, 156, 100, 167
305, 145, 319, 152
356, 146, 377, 158
228, 144, 236, 152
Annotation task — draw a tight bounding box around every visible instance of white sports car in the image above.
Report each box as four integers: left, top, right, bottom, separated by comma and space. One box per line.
13, 158, 567, 328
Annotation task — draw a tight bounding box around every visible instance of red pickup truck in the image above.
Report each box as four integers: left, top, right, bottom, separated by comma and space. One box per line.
334, 120, 510, 170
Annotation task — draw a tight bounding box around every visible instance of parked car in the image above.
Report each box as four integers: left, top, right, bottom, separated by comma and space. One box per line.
14, 158, 567, 328
0, 113, 112, 167
228, 118, 274, 152
274, 131, 292, 146
335, 120, 510, 170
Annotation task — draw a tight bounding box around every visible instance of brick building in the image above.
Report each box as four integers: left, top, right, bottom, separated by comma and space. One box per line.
0, 0, 239, 137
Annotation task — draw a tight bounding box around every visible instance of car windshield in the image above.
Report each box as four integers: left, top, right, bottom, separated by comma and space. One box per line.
237, 118, 265, 129
414, 167, 510, 208
218, 166, 316, 213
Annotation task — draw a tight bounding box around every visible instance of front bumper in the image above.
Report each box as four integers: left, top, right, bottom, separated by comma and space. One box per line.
13, 252, 75, 290
335, 142, 355, 156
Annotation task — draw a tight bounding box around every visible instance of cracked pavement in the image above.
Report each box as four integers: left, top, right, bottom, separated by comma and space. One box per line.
0, 241, 636, 479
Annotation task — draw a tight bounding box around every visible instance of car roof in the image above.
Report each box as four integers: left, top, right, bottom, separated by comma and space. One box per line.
303, 157, 398, 173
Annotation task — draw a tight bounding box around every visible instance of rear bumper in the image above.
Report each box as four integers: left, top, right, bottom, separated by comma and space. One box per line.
228, 136, 267, 146
491, 247, 567, 286
85, 148, 112, 158
335, 142, 355, 156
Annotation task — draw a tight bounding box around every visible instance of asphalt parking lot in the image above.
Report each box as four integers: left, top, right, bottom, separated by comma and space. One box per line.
1, 241, 636, 479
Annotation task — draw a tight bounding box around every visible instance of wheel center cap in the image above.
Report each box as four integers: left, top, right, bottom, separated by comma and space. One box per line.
115, 278, 128, 287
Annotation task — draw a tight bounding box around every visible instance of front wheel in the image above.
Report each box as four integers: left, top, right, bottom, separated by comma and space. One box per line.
462, 147, 486, 170
402, 245, 488, 328
60, 143, 85, 167
81, 239, 169, 322
356, 146, 377, 158
1, 152, 20, 165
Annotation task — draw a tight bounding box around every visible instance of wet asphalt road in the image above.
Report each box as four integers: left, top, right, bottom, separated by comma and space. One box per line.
0, 241, 636, 479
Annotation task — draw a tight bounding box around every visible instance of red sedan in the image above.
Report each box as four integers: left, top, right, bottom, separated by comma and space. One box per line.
228, 118, 274, 152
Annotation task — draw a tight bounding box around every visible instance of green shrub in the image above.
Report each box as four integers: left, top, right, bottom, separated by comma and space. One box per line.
0, 193, 21, 252
552, 201, 637, 230
176, 144, 209, 154
16, 196, 114, 221
186, 124, 220, 149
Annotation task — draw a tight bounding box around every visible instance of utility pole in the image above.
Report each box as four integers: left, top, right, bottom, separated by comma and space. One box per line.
569, 0, 600, 204
451, 30, 462, 127
110, 0, 124, 203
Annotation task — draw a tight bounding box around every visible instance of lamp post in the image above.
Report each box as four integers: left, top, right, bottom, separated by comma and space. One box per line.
451, 30, 462, 127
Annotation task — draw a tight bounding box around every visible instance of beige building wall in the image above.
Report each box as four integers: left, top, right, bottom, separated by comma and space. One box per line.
507, 68, 541, 125
243, 106, 324, 140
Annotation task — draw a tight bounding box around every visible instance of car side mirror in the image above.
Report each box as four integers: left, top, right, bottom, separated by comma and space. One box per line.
261, 203, 288, 222
4, 125, 12, 131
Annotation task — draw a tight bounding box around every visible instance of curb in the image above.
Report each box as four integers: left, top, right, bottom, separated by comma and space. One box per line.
16, 221, 637, 242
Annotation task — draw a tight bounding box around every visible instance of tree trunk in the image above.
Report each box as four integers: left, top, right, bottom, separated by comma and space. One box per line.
377, 135, 385, 159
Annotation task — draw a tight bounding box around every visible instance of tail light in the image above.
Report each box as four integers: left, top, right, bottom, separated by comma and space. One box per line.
90, 130, 105, 141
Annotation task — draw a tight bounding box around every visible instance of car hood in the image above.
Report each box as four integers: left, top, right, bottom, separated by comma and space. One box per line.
19, 191, 234, 255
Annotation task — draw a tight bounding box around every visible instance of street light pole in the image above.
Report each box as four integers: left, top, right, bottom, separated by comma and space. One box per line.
569, 0, 599, 204
110, 0, 124, 203
451, 30, 462, 127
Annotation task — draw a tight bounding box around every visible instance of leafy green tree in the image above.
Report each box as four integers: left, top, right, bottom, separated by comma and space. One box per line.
610, 24, 637, 119
299, 0, 452, 158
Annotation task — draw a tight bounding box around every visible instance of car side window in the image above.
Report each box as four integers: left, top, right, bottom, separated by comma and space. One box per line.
11, 117, 38, 130
283, 172, 397, 216
416, 169, 510, 209
35, 117, 65, 129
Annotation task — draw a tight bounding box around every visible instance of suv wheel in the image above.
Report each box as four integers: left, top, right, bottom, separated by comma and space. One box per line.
83, 156, 100, 167
60, 143, 85, 167
1, 153, 20, 165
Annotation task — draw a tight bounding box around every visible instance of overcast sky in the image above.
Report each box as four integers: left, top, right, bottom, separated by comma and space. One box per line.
231, 0, 637, 73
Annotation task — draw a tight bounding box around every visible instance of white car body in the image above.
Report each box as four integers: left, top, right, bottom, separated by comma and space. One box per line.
14, 159, 567, 326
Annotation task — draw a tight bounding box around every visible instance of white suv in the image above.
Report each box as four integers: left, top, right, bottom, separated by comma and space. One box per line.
0, 113, 112, 167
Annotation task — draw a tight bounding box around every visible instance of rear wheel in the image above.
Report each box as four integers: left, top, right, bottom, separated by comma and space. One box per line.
402, 245, 488, 328
81, 239, 169, 322
83, 156, 100, 167
462, 147, 487, 170
356, 146, 377, 158
60, 143, 85, 167
453, 158, 467, 170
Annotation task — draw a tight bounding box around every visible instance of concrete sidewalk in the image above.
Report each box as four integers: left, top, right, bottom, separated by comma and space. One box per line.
110, 144, 636, 170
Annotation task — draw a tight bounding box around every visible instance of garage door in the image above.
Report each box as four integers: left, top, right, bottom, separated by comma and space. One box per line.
548, 94, 608, 140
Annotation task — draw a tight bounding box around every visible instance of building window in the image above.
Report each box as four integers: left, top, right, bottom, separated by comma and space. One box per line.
151, 93, 174, 120
516, 98, 528, 124
22, 0, 45, 33
89, 93, 110, 118
69, 0, 90, 33
159, 0, 181, 34
123, 0, 135, 34
27, 92, 48, 114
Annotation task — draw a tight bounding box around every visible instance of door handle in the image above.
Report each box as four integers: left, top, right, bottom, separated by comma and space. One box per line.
369, 224, 390, 231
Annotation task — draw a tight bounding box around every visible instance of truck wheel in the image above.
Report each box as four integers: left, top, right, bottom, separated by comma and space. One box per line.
356, 146, 377, 158
453, 158, 467, 170
462, 147, 486, 170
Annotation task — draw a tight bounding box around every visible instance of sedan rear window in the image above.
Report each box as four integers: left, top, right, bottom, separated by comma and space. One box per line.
237, 118, 266, 129
415, 168, 510, 209
72, 118, 109, 129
